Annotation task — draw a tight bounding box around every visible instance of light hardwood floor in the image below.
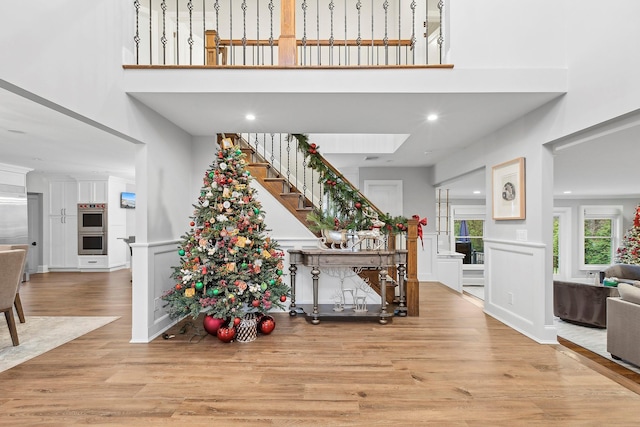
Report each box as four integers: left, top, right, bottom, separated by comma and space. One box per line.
2, 269, 640, 425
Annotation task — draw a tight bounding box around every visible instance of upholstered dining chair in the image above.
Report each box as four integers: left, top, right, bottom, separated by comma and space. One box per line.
0, 249, 27, 346
0, 244, 29, 323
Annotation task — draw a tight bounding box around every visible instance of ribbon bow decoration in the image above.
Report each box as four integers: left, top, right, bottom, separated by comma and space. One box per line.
412, 215, 427, 248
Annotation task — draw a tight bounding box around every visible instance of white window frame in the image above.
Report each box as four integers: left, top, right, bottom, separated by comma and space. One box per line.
450, 205, 486, 271
553, 207, 572, 281
579, 205, 623, 270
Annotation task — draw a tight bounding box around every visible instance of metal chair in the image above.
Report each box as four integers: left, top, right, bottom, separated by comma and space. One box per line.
0, 244, 29, 323
0, 249, 27, 346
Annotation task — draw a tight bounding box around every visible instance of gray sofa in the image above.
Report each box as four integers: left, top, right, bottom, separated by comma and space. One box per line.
607, 283, 640, 367
553, 280, 619, 328
602, 264, 640, 287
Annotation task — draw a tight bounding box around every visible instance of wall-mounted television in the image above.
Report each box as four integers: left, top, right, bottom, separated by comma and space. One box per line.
120, 192, 136, 209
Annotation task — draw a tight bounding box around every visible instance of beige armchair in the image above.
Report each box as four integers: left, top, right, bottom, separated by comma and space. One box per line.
607, 283, 640, 367
0, 249, 27, 346
0, 244, 29, 323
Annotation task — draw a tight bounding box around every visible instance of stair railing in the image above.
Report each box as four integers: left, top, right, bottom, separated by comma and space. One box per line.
231, 132, 418, 315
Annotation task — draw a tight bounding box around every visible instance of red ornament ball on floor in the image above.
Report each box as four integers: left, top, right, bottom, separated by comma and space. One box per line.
203, 315, 225, 335
217, 326, 236, 343
258, 315, 276, 334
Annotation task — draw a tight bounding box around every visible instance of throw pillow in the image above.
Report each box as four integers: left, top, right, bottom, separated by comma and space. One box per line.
617, 283, 640, 305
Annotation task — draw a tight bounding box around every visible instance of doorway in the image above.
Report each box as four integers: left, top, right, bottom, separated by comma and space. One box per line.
27, 193, 43, 274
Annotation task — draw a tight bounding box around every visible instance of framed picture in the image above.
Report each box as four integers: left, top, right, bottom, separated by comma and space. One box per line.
492, 157, 526, 220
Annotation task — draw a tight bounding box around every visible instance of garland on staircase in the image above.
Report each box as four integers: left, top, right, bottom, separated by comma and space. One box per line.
289, 133, 408, 234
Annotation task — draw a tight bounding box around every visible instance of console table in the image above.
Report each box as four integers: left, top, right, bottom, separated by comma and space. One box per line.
288, 249, 407, 324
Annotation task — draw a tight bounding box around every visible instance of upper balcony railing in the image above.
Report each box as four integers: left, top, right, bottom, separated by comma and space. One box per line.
132, 0, 445, 67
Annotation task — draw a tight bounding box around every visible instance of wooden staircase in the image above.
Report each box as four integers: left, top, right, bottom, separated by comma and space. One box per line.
222, 134, 418, 315
237, 145, 317, 232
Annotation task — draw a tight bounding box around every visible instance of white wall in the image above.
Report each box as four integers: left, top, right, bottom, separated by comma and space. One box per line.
447, 0, 566, 68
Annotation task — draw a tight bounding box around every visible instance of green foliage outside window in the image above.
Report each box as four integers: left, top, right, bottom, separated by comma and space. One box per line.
584, 218, 612, 265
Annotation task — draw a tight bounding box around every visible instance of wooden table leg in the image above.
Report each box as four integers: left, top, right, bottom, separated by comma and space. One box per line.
379, 268, 388, 324
311, 266, 320, 324
288, 262, 297, 315
396, 262, 407, 316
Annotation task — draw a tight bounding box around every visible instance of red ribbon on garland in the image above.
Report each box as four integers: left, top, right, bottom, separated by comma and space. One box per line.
412, 215, 427, 248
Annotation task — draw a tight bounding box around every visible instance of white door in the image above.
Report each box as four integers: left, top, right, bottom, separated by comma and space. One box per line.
363, 180, 403, 216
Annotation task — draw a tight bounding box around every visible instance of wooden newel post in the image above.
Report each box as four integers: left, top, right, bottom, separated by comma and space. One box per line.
279, 0, 298, 66
406, 218, 419, 316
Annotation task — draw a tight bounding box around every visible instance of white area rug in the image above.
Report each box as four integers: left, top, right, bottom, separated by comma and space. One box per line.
0, 316, 119, 372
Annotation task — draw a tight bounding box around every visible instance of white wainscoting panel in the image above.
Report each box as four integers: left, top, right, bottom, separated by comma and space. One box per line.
484, 238, 557, 344
130, 240, 180, 343
418, 233, 437, 281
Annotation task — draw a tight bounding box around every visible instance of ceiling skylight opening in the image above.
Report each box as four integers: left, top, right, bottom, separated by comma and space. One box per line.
473, 190, 481, 194
427, 114, 438, 122
245, 114, 256, 121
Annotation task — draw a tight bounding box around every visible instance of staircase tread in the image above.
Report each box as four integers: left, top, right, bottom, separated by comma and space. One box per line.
249, 162, 270, 167
264, 177, 286, 182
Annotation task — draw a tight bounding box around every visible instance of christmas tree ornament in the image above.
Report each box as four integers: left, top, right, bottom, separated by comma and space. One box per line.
252, 300, 260, 307
217, 326, 236, 343
190, 221, 195, 227
276, 269, 283, 276
175, 284, 182, 290
203, 315, 225, 335
280, 295, 287, 302
184, 288, 195, 298
233, 317, 242, 326
219, 162, 228, 170
212, 288, 220, 296
195, 281, 204, 290
206, 288, 215, 297
253, 207, 260, 214
258, 315, 276, 334
178, 249, 185, 256
269, 279, 276, 285
261, 282, 268, 291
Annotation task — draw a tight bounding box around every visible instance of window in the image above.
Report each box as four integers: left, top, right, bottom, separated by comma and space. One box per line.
451, 206, 485, 267
579, 206, 623, 269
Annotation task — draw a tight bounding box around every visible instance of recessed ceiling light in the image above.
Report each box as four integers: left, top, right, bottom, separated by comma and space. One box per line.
363, 156, 379, 161
473, 190, 481, 194
427, 114, 438, 122
563, 190, 572, 194
246, 114, 256, 121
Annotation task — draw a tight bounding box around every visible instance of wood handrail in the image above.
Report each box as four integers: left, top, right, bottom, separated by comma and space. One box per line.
211, 38, 413, 48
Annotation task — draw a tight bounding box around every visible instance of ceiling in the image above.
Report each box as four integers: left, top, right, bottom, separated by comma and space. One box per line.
1, 84, 638, 200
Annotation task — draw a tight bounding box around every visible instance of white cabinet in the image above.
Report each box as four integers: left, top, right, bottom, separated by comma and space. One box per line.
49, 215, 78, 269
78, 180, 107, 203
48, 180, 78, 269
49, 180, 77, 216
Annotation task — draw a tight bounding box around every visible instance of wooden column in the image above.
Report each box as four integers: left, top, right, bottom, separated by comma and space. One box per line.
279, 0, 297, 66
406, 218, 419, 316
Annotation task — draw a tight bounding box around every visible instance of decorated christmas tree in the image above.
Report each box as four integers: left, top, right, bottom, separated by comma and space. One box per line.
616, 204, 640, 265
162, 136, 289, 339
